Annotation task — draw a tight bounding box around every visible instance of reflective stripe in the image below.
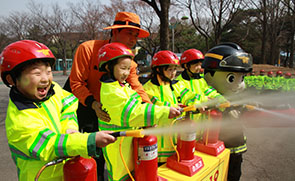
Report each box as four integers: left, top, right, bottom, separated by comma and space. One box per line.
30, 129, 55, 159
204, 88, 214, 96
98, 121, 130, 130
43, 103, 60, 133
103, 147, 113, 181
130, 92, 140, 100
121, 98, 138, 127
9, 145, 31, 160
120, 173, 130, 181
60, 112, 78, 124
151, 96, 158, 104
160, 86, 164, 101
190, 79, 195, 92
164, 101, 170, 106
62, 94, 78, 111
180, 88, 189, 102
186, 94, 201, 105
144, 104, 154, 126
229, 143, 247, 154
55, 134, 68, 157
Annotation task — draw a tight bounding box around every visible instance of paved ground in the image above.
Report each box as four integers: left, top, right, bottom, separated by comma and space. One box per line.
1, 71, 295, 180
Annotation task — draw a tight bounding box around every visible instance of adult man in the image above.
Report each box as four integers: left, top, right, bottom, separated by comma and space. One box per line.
64, 12, 151, 181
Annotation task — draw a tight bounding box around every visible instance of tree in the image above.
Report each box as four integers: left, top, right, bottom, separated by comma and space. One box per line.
282, 0, 295, 68
179, 0, 244, 50
28, 1, 81, 75
141, 0, 171, 50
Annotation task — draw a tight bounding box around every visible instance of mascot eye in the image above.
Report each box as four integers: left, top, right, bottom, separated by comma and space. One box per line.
226, 73, 235, 83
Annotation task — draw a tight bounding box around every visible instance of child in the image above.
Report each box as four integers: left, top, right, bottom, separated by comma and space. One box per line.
143, 50, 204, 163
97, 43, 181, 181
0, 40, 116, 181
177, 49, 227, 119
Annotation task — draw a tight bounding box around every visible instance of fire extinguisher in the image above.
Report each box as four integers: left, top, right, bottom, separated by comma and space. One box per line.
133, 135, 158, 181
63, 156, 97, 181
35, 156, 97, 181
166, 113, 204, 176
203, 109, 223, 144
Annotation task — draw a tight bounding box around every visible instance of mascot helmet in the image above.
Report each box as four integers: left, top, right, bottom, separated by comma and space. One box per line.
203, 42, 252, 73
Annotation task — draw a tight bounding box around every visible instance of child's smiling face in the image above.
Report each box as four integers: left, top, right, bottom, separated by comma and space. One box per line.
16, 62, 53, 100
163, 65, 178, 80
113, 57, 131, 83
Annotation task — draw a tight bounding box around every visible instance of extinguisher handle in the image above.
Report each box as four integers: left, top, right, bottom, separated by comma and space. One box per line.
110, 132, 122, 138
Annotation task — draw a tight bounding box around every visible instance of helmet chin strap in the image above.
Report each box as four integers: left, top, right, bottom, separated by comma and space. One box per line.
187, 69, 201, 79
155, 69, 172, 84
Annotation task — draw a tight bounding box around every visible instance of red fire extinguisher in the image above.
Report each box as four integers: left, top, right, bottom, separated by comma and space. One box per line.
133, 135, 158, 181
195, 109, 225, 156
64, 156, 97, 181
35, 156, 97, 181
166, 117, 204, 176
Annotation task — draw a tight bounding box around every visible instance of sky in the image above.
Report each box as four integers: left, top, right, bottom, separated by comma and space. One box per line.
0, 0, 110, 17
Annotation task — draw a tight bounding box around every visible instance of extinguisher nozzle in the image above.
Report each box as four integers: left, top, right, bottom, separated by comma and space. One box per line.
217, 101, 231, 109
110, 129, 144, 138
244, 104, 256, 110
125, 129, 144, 138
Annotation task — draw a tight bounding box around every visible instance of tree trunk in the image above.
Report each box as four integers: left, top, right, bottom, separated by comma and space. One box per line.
261, 0, 267, 64
289, 17, 295, 68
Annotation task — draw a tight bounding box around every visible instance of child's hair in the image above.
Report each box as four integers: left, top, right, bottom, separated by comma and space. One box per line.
105, 58, 119, 78
12, 59, 52, 84
151, 65, 169, 78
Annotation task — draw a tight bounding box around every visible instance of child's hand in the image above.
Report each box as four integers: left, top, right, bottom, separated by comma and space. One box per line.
197, 107, 207, 114
168, 107, 181, 119
66, 129, 79, 134
92, 101, 111, 122
95, 131, 116, 147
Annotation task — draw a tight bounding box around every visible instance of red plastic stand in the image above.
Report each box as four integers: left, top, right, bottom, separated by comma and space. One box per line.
195, 140, 225, 156
166, 154, 204, 176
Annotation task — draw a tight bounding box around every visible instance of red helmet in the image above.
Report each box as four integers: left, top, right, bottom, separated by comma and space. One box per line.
285, 72, 292, 78
267, 71, 273, 76
260, 69, 265, 73
276, 70, 283, 76
180, 49, 204, 65
0, 40, 55, 86
151, 50, 180, 67
98, 42, 134, 72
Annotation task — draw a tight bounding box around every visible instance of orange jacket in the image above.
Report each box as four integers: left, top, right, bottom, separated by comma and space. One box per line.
70, 40, 151, 107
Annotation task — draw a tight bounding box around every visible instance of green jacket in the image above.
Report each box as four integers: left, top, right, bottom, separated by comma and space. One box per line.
99, 74, 170, 181
6, 82, 97, 181
143, 75, 202, 162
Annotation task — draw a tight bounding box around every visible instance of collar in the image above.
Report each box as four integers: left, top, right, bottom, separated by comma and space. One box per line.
10, 84, 55, 110
100, 73, 127, 87
150, 75, 178, 91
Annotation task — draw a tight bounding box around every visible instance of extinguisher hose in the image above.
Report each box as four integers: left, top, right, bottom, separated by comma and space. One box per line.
35, 158, 66, 181
119, 137, 135, 181
169, 118, 180, 162
204, 110, 211, 145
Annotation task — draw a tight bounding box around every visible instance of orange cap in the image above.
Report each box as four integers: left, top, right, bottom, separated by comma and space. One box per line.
104, 12, 150, 38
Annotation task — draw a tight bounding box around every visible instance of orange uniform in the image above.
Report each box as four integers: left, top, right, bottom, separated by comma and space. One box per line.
70, 40, 151, 106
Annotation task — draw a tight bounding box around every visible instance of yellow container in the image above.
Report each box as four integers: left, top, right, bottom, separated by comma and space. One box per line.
158, 148, 230, 181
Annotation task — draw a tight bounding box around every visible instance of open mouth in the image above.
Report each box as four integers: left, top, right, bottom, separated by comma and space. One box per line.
37, 86, 49, 96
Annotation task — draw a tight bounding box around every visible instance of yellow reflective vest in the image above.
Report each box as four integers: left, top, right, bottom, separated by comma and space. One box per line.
143, 75, 202, 162
99, 75, 170, 181
176, 71, 227, 139
6, 82, 97, 181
